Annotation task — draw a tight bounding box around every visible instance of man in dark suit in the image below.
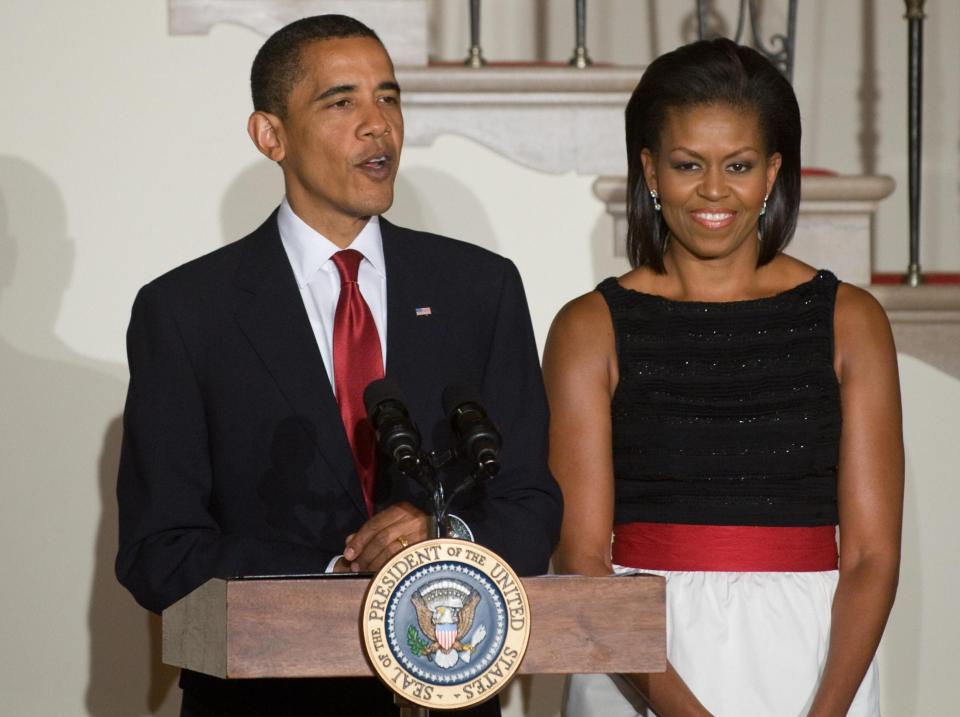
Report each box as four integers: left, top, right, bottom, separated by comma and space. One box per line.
115, 14, 561, 716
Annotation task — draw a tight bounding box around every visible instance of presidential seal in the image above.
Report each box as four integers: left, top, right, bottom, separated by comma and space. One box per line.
362, 538, 530, 710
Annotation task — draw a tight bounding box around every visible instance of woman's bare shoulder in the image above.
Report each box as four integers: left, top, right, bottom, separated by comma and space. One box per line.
834, 282, 896, 374
548, 287, 614, 351
835, 282, 890, 329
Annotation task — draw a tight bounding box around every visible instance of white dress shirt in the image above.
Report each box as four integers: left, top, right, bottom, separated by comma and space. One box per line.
277, 197, 388, 390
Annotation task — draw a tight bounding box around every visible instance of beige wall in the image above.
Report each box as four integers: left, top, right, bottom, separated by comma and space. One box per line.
0, 1, 956, 715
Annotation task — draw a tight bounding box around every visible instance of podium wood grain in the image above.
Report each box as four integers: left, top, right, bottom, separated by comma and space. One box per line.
163, 574, 665, 678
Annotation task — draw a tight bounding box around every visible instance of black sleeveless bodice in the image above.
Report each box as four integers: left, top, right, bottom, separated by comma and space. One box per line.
597, 270, 841, 527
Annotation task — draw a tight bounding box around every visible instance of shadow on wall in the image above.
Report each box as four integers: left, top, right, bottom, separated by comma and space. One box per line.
220, 159, 284, 246
0, 156, 177, 716
89, 417, 179, 717
388, 167, 499, 253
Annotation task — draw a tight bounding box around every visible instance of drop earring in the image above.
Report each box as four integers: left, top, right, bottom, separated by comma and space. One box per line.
650, 189, 661, 212
760, 194, 768, 216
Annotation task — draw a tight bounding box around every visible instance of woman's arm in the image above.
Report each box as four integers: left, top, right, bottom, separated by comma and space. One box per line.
807, 284, 904, 717
543, 291, 618, 577
543, 291, 713, 717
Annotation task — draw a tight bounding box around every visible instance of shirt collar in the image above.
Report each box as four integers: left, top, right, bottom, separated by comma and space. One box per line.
277, 197, 385, 287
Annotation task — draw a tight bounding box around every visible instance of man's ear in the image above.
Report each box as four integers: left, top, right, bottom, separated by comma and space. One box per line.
247, 111, 285, 163
640, 148, 657, 193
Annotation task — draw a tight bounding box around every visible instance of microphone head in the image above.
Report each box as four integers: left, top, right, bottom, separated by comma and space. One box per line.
364, 378, 406, 419
441, 383, 481, 417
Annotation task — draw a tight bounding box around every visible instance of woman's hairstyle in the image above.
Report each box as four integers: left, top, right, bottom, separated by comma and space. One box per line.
624, 38, 802, 272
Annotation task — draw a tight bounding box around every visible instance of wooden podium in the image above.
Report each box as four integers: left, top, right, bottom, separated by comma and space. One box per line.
162, 573, 665, 708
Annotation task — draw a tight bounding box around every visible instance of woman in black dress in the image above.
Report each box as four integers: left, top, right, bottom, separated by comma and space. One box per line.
544, 39, 902, 717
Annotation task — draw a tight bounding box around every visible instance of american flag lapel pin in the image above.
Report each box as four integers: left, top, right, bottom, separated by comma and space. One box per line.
414, 306, 432, 317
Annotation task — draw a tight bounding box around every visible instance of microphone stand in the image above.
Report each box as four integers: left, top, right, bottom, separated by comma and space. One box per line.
384, 435, 498, 716
430, 476, 446, 540
424, 454, 495, 540
394, 694, 428, 717
391, 455, 438, 717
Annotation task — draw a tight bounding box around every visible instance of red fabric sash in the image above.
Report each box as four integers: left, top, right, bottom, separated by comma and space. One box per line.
612, 522, 838, 572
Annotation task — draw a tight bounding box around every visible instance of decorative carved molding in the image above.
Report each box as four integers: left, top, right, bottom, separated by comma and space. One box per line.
168, 0, 428, 66
397, 66, 641, 176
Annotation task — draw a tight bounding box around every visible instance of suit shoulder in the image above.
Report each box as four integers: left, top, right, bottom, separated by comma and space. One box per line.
145, 242, 239, 292
138, 218, 274, 301
384, 222, 508, 264
383, 222, 514, 277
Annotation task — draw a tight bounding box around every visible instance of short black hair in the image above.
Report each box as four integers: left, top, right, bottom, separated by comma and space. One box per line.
250, 14, 384, 117
624, 38, 802, 272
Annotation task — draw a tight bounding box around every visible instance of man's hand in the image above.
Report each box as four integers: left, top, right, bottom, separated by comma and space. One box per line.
330, 557, 353, 573
343, 502, 430, 572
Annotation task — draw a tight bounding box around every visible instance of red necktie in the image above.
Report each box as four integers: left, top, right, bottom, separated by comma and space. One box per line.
331, 249, 383, 517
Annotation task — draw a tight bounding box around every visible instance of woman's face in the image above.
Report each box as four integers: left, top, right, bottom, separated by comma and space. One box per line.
641, 103, 781, 264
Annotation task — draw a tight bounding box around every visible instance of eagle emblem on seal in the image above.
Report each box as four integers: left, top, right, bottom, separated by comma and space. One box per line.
408, 579, 488, 669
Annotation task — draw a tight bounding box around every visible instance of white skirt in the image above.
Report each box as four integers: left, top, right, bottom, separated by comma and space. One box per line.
563, 567, 880, 717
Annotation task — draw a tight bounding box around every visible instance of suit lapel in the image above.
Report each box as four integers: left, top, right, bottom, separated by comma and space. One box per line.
382, 219, 426, 395
232, 212, 367, 518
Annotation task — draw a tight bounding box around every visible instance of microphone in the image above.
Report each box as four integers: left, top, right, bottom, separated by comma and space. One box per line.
441, 384, 502, 477
363, 379, 422, 478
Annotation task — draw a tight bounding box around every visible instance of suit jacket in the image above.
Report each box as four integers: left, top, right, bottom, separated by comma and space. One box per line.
116, 209, 561, 618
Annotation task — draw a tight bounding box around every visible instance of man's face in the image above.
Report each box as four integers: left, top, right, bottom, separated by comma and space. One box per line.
268, 37, 403, 243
